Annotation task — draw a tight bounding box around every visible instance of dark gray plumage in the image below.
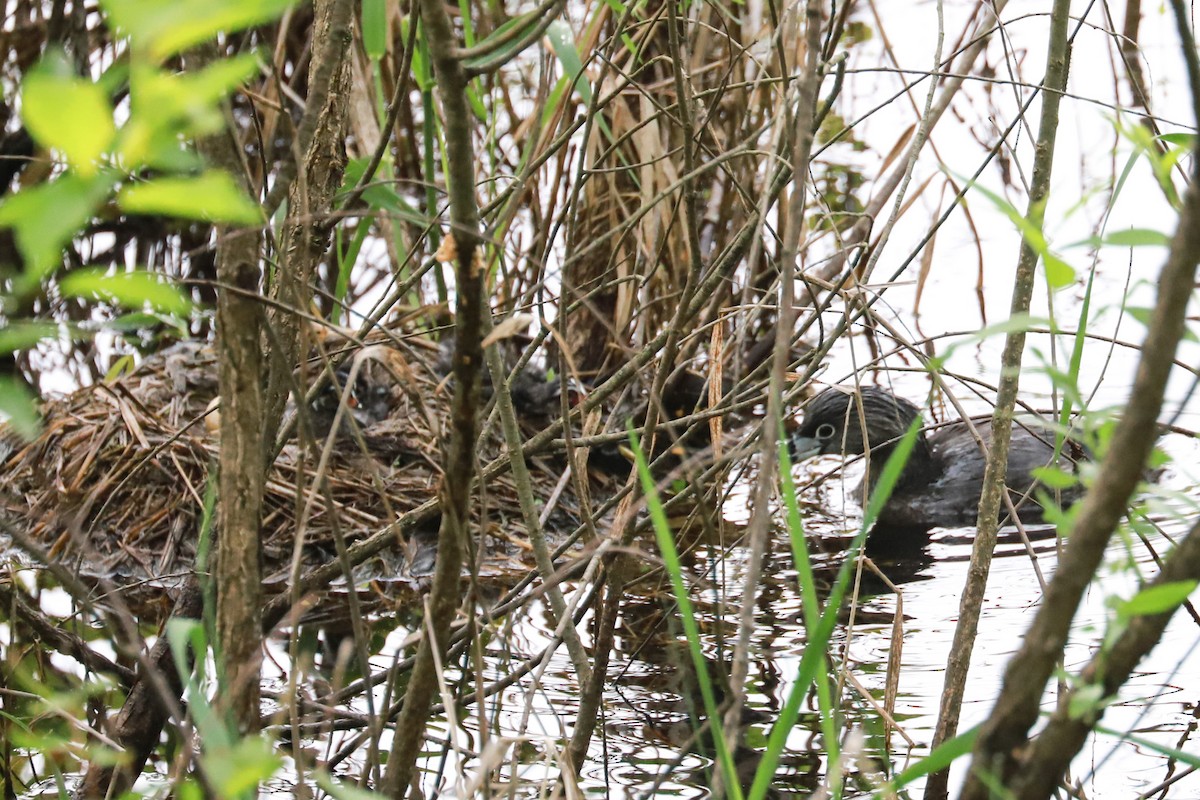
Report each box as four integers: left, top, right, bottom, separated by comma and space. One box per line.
308, 368, 393, 437
434, 339, 564, 417
791, 386, 1084, 531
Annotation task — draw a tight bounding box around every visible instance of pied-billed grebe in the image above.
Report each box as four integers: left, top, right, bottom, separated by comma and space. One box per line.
308, 367, 394, 437
790, 386, 1085, 531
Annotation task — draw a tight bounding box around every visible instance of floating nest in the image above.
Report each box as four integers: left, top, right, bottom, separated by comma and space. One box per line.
0, 336, 613, 589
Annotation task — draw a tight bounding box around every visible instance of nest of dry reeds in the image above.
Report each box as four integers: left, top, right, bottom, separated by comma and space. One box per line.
0, 336, 604, 586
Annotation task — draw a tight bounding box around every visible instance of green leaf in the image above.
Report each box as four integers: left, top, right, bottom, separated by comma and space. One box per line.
1127, 307, 1200, 342
1037, 361, 1084, 407
1068, 683, 1107, 720
932, 313, 1055, 366
1117, 581, 1198, 618
1031, 465, 1079, 490
362, 0, 386, 60
1049, 488, 1087, 536
0, 321, 60, 355
103, 0, 298, 60
120, 56, 262, 164
0, 172, 116, 280
146, 52, 262, 112
202, 735, 282, 796
176, 780, 204, 800
886, 726, 979, 791
1158, 132, 1197, 149
105, 354, 136, 381
341, 158, 425, 222
119, 172, 262, 225
407, 18, 431, 90
463, 13, 546, 71
340, 157, 372, 194
545, 21, 593, 106
22, 53, 115, 176
165, 618, 229, 750
101, 311, 185, 334
1146, 445, 1171, 470
1095, 722, 1200, 768
140, 144, 208, 173
0, 375, 41, 439
1044, 252, 1075, 288
60, 268, 193, 315
961, 177, 1076, 288
1103, 228, 1172, 247
456, 0, 475, 45
1074, 228, 1172, 249
361, 185, 421, 220
1118, 118, 1183, 208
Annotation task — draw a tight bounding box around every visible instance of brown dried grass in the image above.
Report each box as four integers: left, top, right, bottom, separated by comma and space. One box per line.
0, 338, 598, 586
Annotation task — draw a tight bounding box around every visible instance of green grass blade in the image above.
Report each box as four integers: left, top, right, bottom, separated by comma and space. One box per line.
628, 426, 745, 800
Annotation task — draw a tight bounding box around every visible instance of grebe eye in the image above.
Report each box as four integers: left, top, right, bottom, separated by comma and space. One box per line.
815, 423, 837, 440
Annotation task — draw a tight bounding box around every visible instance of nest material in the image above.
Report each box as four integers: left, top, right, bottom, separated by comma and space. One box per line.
0, 338, 600, 585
